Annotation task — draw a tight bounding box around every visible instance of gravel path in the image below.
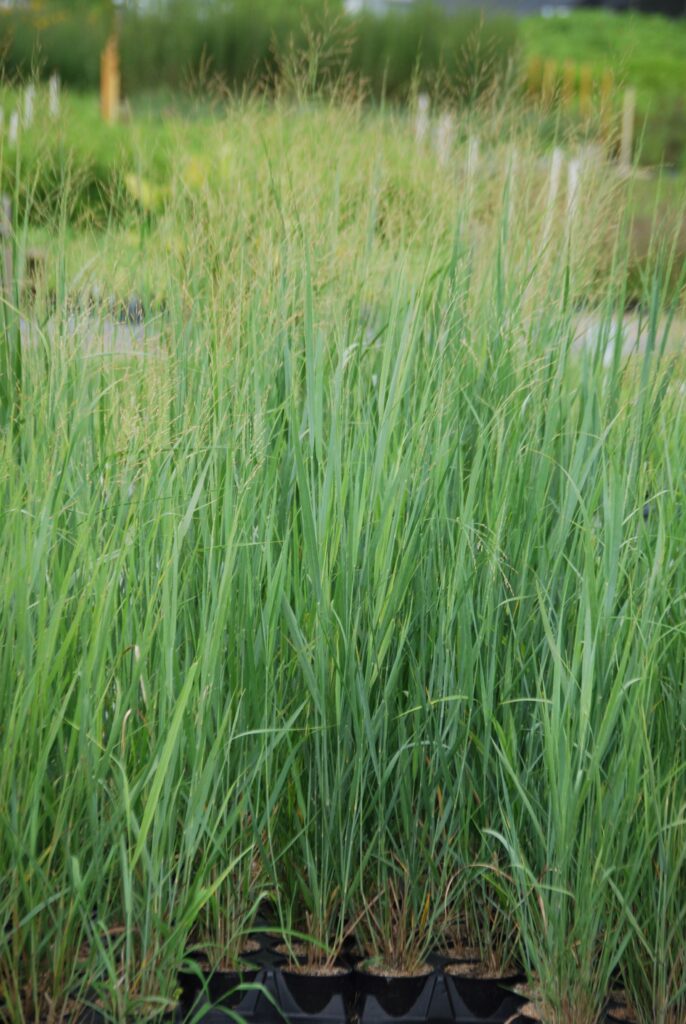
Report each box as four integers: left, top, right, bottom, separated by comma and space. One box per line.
15, 310, 686, 363
19, 313, 163, 356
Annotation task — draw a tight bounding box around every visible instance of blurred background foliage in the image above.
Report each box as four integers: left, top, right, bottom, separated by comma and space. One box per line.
1, 1, 684, 168
0, 0, 684, 229
0, 1, 518, 99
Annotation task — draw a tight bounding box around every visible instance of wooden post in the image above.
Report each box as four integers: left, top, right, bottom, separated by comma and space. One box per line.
22, 85, 35, 128
100, 36, 120, 123
49, 73, 60, 119
620, 87, 637, 171
543, 147, 564, 248
8, 112, 19, 147
435, 111, 454, 168
566, 156, 581, 231
415, 93, 430, 145
579, 65, 593, 121
0, 196, 13, 303
100, 41, 109, 121
505, 143, 519, 233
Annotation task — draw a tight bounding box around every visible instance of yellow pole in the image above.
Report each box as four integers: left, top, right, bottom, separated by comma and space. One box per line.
100, 39, 110, 121
620, 87, 637, 171
100, 36, 120, 123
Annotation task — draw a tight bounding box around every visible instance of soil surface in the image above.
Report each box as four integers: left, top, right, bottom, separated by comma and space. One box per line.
440, 942, 481, 961
274, 941, 309, 958
358, 961, 433, 978
183, 953, 256, 975
283, 963, 350, 977
240, 939, 262, 956
445, 961, 510, 980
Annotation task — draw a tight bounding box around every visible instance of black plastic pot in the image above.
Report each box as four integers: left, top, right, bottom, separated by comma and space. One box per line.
282, 965, 356, 1015
355, 966, 435, 1018
176, 962, 535, 1024
178, 963, 258, 1015
444, 967, 523, 1020
356, 969, 528, 1024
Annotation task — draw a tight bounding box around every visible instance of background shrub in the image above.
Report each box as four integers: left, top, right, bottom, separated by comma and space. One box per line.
0, 1, 517, 101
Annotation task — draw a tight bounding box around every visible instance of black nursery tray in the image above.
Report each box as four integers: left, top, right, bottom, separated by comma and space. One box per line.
178, 961, 527, 1024
181, 966, 528, 1024
177, 933, 637, 1024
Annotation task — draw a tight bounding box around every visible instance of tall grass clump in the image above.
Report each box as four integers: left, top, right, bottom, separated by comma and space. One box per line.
0, 86, 685, 1024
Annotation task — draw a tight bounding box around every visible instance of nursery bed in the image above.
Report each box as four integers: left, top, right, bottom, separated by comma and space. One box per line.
178, 962, 525, 1024
168, 938, 636, 1024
